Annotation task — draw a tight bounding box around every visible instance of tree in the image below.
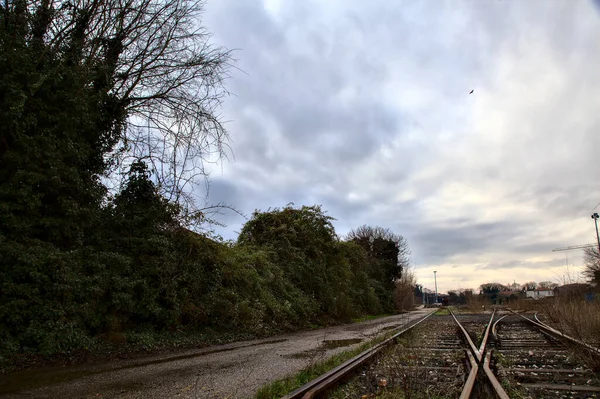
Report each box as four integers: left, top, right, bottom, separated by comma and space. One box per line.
583, 247, 600, 285
394, 266, 417, 311
447, 290, 459, 305
346, 225, 410, 283
479, 283, 506, 303
538, 281, 559, 290
523, 281, 537, 291
0, 0, 232, 353
237, 205, 338, 315
0, 0, 232, 225
479, 283, 506, 294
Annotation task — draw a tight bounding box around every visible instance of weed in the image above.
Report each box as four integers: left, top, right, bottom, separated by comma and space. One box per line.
253, 345, 368, 399
536, 298, 600, 370
434, 308, 450, 315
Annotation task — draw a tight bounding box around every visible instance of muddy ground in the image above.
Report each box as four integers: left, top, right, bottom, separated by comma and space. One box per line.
0, 308, 434, 399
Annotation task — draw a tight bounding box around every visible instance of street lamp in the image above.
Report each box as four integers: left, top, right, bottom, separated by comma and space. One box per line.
434, 271, 438, 305
592, 213, 600, 254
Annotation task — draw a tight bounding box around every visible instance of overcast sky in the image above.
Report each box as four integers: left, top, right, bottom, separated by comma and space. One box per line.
200, 0, 600, 293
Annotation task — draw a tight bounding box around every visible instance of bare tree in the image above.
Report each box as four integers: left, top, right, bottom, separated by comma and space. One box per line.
583, 246, 600, 285
394, 264, 417, 311
538, 281, 559, 290
19, 0, 235, 226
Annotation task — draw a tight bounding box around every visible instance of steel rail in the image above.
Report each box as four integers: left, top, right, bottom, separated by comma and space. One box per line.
459, 351, 478, 399
508, 309, 600, 354
283, 309, 513, 399
452, 309, 510, 399
478, 310, 496, 356
280, 309, 438, 399
449, 309, 489, 361
482, 350, 510, 399
533, 312, 600, 354
493, 309, 600, 397
490, 314, 509, 339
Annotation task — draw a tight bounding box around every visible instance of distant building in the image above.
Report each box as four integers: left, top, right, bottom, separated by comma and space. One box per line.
525, 289, 554, 300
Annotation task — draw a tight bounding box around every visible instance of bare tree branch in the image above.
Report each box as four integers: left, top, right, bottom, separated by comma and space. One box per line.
16, 0, 237, 226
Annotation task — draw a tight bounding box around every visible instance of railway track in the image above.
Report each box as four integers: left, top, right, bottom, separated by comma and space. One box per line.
278, 308, 600, 399
491, 312, 600, 398
333, 314, 479, 398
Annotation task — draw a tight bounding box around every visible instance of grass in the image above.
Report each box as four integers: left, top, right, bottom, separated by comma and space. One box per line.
535, 297, 600, 370
500, 379, 527, 399
253, 343, 369, 399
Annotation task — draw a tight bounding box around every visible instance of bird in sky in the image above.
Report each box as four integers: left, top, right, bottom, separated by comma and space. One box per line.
469, 89, 474, 94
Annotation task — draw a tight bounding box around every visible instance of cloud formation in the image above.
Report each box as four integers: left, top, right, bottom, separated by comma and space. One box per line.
201, 0, 600, 292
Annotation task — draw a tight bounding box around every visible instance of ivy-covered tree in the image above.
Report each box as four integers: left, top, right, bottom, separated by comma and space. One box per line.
346, 225, 410, 285
238, 205, 338, 314
479, 282, 507, 304
0, 0, 231, 354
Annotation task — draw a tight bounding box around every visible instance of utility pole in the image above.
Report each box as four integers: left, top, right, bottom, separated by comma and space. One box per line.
592, 213, 600, 254
434, 270, 438, 304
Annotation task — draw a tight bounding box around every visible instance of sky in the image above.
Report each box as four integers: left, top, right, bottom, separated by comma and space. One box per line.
199, 0, 600, 293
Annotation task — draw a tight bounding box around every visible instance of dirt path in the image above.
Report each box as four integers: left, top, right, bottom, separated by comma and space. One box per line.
0, 308, 434, 399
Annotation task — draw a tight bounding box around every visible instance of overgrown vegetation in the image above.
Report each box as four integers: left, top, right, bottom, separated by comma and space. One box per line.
536, 298, 600, 370
464, 294, 489, 312
0, 0, 413, 362
253, 342, 369, 399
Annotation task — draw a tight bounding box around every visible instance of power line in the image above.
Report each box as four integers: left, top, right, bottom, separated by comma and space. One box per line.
552, 244, 595, 252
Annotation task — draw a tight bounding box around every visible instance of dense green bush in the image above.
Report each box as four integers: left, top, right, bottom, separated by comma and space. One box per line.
238, 205, 398, 322
0, 0, 409, 357
1, 200, 406, 355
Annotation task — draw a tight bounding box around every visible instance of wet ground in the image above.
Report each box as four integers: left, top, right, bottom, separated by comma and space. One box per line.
0, 308, 434, 399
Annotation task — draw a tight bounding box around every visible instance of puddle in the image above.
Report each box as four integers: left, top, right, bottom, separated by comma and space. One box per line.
320, 338, 363, 349
0, 338, 288, 394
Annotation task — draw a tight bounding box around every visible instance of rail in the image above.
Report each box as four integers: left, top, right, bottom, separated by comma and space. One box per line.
280, 309, 438, 399
492, 308, 600, 397
450, 309, 509, 399
279, 308, 527, 399
508, 309, 600, 354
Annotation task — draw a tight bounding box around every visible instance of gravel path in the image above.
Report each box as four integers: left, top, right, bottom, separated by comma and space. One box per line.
1, 308, 433, 399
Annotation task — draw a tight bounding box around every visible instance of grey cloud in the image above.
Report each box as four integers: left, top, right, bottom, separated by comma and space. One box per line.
410, 220, 526, 260
475, 258, 566, 271
201, 0, 600, 288
210, 1, 410, 164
